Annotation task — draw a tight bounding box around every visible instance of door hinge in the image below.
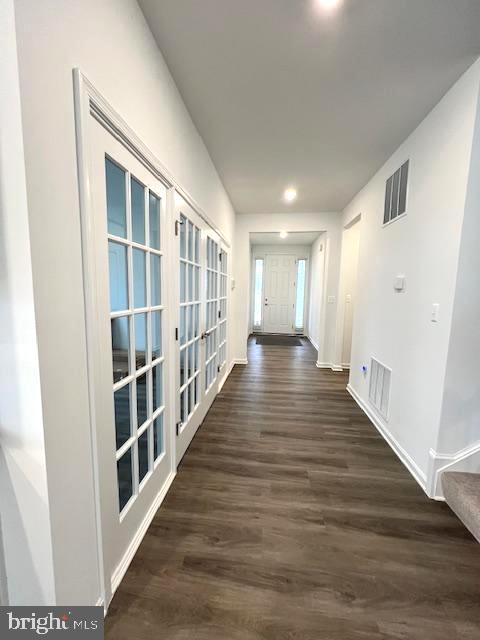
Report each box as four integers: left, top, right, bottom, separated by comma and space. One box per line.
218, 309, 221, 319
219, 252, 222, 261
217, 365, 221, 373
175, 327, 178, 341
176, 421, 182, 436
175, 219, 184, 236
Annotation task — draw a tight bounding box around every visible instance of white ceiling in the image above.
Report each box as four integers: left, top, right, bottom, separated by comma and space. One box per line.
139, 0, 480, 214
250, 231, 321, 246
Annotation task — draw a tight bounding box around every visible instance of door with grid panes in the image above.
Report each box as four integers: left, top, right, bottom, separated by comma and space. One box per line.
175, 194, 228, 464
89, 121, 172, 599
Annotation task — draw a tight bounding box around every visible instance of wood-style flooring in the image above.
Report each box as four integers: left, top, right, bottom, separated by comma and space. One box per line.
106, 338, 480, 639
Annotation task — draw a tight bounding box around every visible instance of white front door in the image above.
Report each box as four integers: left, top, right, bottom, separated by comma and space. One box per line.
175, 194, 228, 464
89, 120, 174, 605
263, 254, 297, 333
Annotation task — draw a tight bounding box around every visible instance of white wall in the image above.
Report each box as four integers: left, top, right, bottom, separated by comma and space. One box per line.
337, 218, 361, 367
343, 59, 480, 482
307, 234, 326, 353
436, 81, 480, 456
233, 213, 341, 364
14, 0, 235, 605
0, 0, 56, 605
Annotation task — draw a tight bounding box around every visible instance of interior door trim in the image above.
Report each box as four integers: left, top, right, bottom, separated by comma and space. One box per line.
73, 68, 231, 610
73, 68, 230, 249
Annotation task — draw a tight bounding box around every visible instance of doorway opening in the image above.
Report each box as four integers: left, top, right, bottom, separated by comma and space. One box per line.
249, 231, 322, 339
338, 216, 361, 368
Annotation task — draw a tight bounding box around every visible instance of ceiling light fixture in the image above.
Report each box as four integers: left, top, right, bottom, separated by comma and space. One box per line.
280, 231, 288, 239
317, 0, 342, 10
283, 187, 297, 203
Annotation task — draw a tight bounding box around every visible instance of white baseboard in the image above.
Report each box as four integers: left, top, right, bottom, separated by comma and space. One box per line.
218, 360, 235, 392
316, 361, 344, 372
341, 363, 351, 369
233, 358, 248, 365
110, 470, 176, 600
346, 383, 428, 494
428, 442, 480, 500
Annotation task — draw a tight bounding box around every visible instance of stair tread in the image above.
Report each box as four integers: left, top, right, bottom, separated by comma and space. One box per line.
442, 472, 480, 543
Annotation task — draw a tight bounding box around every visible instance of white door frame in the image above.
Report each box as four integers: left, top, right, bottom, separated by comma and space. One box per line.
73, 69, 230, 609
250, 250, 310, 334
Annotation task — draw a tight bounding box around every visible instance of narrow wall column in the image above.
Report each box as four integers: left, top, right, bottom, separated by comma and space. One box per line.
0, 0, 56, 605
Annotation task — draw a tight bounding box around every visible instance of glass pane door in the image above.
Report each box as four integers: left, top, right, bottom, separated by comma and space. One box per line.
205, 236, 219, 389
89, 120, 172, 603
218, 248, 228, 370
179, 214, 201, 427
106, 159, 166, 514
174, 194, 223, 465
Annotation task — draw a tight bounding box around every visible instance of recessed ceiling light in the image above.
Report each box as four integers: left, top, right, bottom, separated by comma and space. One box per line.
283, 188, 297, 203
317, 0, 342, 10
280, 231, 288, 239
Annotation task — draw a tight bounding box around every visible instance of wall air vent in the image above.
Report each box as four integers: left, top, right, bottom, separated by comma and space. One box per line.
384, 160, 409, 225
368, 357, 391, 420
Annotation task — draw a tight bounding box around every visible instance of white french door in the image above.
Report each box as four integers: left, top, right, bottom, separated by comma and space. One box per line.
88, 120, 173, 603
175, 194, 227, 464
263, 254, 297, 333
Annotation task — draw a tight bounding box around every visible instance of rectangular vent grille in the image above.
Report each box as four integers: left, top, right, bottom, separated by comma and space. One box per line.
369, 357, 391, 420
384, 160, 409, 225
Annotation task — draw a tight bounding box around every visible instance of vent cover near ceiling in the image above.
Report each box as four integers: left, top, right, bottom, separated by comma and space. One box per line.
384, 160, 409, 225
369, 357, 391, 420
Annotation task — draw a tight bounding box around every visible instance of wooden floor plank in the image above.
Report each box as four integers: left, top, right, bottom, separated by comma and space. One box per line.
106, 337, 480, 639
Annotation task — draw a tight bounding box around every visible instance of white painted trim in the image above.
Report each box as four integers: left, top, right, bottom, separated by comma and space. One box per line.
306, 331, 343, 371
74, 69, 230, 248
315, 361, 343, 372
428, 441, 480, 500
347, 383, 428, 493
218, 359, 235, 392
73, 68, 232, 608
233, 358, 248, 365
73, 68, 108, 606
110, 470, 176, 597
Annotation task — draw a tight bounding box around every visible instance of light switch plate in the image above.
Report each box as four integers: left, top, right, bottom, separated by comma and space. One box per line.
394, 276, 406, 292
431, 303, 440, 322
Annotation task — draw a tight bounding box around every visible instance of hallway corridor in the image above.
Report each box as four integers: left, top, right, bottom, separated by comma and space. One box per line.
105, 339, 480, 640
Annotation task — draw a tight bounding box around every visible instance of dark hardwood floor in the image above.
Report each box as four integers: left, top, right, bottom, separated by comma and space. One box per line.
106, 337, 480, 639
